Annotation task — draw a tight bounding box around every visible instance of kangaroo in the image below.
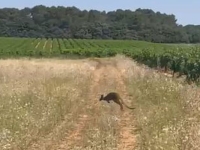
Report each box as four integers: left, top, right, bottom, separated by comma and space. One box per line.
99, 92, 135, 111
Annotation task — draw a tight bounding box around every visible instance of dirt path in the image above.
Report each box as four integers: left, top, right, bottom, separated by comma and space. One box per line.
51, 59, 107, 150
114, 65, 136, 150
28, 58, 136, 150
88, 58, 136, 149
63, 58, 136, 149
94, 59, 136, 150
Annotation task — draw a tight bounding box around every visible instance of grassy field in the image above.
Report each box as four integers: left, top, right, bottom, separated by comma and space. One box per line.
1, 37, 200, 149
1, 37, 200, 84
0, 37, 159, 58
0, 55, 200, 149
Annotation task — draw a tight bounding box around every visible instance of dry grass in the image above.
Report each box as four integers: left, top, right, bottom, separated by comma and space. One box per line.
120, 56, 200, 150
0, 58, 93, 149
181, 86, 200, 150
0, 56, 200, 150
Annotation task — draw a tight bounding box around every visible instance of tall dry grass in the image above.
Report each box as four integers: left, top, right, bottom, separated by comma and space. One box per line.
116, 55, 200, 150
0, 59, 93, 150
1, 56, 200, 150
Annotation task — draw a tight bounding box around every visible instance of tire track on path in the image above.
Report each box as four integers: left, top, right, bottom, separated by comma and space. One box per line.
88, 58, 136, 150
54, 59, 106, 150
108, 61, 136, 150
89, 58, 136, 150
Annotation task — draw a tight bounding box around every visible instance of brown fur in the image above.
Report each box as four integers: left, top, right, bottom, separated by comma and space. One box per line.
99, 92, 135, 111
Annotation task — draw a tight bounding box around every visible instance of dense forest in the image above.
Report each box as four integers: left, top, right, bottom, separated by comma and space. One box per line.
0, 5, 200, 43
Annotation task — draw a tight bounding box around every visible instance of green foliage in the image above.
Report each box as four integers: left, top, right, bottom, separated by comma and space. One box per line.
1, 37, 200, 83
133, 46, 200, 83
0, 6, 199, 43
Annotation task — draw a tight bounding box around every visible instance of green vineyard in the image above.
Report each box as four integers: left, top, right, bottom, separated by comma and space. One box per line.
1, 37, 200, 83
0, 37, 162, 57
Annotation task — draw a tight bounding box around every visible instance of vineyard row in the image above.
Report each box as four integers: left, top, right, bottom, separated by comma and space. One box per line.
0, 37, 200, 83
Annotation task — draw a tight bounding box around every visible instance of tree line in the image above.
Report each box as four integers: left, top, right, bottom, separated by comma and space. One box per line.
0, 5, 200, 43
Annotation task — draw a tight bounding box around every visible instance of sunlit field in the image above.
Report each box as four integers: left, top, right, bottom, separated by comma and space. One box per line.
0, 56, 199, 149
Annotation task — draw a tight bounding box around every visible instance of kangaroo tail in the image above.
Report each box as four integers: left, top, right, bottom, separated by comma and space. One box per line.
120, 98, 135, 109
124, 104, 135, 109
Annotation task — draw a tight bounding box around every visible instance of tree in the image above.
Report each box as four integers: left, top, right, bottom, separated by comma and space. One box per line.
0, 5, 199, 43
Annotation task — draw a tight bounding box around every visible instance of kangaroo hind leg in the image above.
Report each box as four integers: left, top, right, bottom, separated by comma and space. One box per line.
114, 100, 124, 111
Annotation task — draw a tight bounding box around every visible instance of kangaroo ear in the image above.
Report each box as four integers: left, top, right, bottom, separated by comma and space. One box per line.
99, 94, 103, 100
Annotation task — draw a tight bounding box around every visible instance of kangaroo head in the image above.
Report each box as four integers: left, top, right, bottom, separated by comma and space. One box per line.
99, 94, 104, 101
